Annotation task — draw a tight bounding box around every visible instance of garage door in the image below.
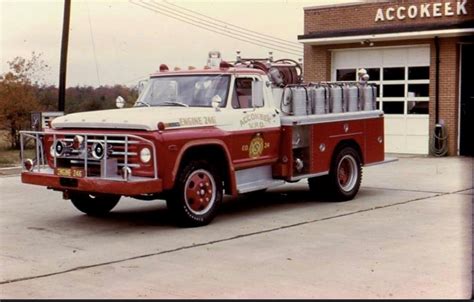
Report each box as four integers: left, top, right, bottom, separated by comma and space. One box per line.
332, 46, 430, 154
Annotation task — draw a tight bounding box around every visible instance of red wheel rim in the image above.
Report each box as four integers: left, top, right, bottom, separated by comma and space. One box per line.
184, 169, 216, 215
337, 155, 358, 192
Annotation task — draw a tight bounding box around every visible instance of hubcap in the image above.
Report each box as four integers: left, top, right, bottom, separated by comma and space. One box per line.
337, 155, 358, 192
184, 169, 216, 215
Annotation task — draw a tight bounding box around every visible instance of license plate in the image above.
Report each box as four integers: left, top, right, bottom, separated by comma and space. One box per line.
55, 168, 84, 178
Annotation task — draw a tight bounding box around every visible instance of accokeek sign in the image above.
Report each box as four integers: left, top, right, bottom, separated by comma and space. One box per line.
375, 0, 468, 22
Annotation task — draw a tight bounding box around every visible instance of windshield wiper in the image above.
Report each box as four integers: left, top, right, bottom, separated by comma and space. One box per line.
162, 101, 189, 107
134, 100, 151, 107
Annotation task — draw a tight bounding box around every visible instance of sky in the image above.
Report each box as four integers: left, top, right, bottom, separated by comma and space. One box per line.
1, 0, 356, 87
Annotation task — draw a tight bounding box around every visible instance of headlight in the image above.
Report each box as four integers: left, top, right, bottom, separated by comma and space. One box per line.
51, 141, 65, 157
92, 142, 105, 160
140, 147, 151, 163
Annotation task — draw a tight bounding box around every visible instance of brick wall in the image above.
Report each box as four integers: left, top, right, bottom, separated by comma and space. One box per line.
301, 0, 473, 155
304, 0, 473, 35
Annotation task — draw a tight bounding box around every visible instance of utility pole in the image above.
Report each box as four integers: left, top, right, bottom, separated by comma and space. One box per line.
58, 0, 71, 112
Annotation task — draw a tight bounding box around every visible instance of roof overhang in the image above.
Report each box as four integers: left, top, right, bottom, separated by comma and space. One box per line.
299, 28, 474, 45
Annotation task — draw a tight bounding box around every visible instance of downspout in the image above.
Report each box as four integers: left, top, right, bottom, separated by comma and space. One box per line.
430, 36, 448, 156
435, 36, 440, 124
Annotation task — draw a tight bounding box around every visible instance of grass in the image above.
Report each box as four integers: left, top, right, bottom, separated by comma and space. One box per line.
0, 130, 37, 167
0, 148, 35, 167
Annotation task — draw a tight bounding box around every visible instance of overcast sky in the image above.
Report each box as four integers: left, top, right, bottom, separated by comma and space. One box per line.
1, 0, 355, 87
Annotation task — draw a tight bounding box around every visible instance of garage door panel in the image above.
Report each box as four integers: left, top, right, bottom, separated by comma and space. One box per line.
408, 47, 430, 66
385, 117, 406, 135
359, 49, 382, 67
405, 136, 429, 154
334, 51, 359, 69
385, 135, 406, 153
382, 48, 407, 67
406, 117, 429, 136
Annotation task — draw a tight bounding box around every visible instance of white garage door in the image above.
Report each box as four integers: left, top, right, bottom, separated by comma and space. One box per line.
331, 46, 430, 154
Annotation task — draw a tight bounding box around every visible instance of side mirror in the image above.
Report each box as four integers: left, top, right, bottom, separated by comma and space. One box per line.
211, 95, 222, 111
251, 81, 264, 108
116, 96, 125, 108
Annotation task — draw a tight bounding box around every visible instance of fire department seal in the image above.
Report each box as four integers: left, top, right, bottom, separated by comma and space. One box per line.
249, 134, 264, 158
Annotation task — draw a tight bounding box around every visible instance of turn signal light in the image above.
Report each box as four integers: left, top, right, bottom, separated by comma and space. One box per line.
24, 159, 34, 171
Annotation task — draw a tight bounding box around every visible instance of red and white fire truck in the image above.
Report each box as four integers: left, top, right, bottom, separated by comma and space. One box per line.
20, 51, 390, 227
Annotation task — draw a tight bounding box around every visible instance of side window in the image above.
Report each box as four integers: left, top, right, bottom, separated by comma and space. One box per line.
232, 78, 264, 109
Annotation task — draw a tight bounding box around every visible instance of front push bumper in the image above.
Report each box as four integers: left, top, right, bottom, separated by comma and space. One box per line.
21, 171, 163, 196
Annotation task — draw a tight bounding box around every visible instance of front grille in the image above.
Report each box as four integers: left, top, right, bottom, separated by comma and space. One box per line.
59, 135, 139, 166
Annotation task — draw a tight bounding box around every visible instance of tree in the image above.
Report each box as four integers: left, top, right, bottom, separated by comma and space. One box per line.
0, 52, 47, 149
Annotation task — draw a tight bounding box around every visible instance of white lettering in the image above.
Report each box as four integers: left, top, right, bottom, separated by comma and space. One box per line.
433, 3, 442, 17
375, 1, 469, 22
445, 2, 454, 16
396, 7, 406, 20
421, 3, 431, 17
375, 8, 385, 22
407, 5, 418, 18
457, 0, 467, 15
386, 7, 395, 20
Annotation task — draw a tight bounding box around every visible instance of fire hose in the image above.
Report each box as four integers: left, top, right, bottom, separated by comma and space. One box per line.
430, 123, 448, 157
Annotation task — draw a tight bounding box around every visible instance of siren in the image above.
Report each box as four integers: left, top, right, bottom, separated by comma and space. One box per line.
219, 61, 231, 69
159, 64, 169, 72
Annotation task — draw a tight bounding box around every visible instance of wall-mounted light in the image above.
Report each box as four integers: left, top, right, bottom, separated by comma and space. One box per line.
360, 39, 374, 47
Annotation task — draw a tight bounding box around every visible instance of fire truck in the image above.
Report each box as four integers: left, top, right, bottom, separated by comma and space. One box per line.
20, 51, 390, 227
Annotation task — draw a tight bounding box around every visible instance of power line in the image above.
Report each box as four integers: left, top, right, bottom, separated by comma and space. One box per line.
130, 0, 303, 57
86, 0, 101, 86
144, 0, 302, 53
152, 0, 303, 51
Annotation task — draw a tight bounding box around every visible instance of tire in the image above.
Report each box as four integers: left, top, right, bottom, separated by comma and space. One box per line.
308, 175, 329, 198
326, 146, 362, 201
167, 160, 222, 227
69, 192, 120, 216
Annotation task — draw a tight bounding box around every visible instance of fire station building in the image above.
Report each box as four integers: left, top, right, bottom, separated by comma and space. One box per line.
298, 0, 473, 155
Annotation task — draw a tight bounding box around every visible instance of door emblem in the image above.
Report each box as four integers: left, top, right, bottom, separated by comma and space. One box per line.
249, 134, 264, 158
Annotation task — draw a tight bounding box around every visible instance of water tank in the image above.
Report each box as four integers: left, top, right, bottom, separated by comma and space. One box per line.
329, 85, 344, 113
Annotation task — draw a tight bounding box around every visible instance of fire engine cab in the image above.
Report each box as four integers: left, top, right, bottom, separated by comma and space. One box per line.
20, 51, 389, 227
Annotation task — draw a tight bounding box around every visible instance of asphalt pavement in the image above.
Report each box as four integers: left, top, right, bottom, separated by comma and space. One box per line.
0, 155, 472, 298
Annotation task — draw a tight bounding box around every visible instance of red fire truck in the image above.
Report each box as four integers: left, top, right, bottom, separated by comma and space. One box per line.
20, 51, 390, 227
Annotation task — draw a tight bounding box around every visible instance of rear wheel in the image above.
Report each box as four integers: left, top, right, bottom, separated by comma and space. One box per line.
309, 146, 362, 201
167, 160, 222, 227
69, 192, 120, 216
329, 146, 362, 201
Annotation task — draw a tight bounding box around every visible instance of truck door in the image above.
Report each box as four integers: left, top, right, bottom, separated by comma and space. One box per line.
228, 76, 280, 168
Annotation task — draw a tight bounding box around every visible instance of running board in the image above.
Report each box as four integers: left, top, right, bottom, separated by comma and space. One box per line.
236, 165, 285, 194
364, 157, 398, 167
237, 179, 285, 194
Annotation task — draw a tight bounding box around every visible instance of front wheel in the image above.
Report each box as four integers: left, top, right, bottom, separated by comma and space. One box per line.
69, 192, 120, 216
167, 160, 222, 227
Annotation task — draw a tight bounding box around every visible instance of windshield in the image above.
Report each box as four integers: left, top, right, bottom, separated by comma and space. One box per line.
135, 75, 230, 107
